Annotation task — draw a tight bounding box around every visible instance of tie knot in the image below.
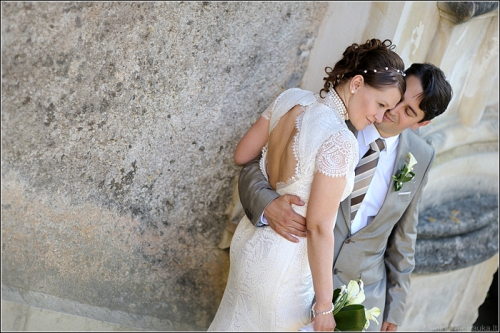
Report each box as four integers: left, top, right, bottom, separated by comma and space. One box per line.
372, 138, 385, 152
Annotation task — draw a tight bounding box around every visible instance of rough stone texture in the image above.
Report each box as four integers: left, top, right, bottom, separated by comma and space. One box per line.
415, 215, 498, 274
1, 2, 327, 329
438, 1, 499, 24
418, 194, 498, 239
1, 299, 139, 331
415, 194, 499, 274
414, 157, 498, 275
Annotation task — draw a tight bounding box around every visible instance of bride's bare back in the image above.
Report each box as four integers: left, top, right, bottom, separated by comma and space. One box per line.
266, 105, 304, 190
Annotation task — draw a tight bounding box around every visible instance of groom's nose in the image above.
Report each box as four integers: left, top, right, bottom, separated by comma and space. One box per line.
388, 103, 402, 115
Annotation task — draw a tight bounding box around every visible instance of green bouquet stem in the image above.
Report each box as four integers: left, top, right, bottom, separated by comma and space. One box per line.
333, 291, 348, 316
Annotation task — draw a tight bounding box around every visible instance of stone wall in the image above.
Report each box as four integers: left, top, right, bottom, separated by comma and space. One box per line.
1, 2, 327, 329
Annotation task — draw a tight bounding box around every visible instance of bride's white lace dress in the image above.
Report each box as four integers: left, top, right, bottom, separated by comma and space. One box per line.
208, 88, 358, 331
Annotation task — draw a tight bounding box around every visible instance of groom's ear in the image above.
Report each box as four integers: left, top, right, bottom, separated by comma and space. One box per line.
411, 120, 430, 130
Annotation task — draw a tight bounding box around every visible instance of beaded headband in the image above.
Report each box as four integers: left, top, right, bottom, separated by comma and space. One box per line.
335, 67, 406, 83
362, 67, 406, 77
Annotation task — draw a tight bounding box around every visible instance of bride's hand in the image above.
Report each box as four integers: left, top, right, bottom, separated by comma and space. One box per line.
313, 314, 336, 331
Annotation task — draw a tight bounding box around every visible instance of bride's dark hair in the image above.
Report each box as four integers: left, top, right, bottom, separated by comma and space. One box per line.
320, 39, 406, 98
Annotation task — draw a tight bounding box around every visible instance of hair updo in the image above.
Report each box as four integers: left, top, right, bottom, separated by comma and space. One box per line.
320, 39, 406, 98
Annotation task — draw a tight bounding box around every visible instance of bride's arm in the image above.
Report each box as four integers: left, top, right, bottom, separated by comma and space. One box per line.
306, 172, 346, 332
234, 116, 269, 166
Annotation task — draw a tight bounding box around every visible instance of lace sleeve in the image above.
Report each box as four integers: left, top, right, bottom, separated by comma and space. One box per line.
315, 131, 357, 178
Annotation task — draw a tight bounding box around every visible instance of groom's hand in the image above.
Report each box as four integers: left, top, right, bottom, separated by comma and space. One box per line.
264, 194, 307, 242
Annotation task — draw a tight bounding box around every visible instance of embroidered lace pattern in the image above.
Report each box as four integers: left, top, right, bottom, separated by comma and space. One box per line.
208, 88, 358, 331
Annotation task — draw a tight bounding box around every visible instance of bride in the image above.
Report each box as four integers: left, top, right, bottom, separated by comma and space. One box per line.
209, 39, 406, 332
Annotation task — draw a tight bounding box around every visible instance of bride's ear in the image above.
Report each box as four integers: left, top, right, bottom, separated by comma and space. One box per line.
350, 75, 364, 93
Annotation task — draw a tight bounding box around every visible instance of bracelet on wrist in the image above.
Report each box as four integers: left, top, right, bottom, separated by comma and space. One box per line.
312, 302, 334, 318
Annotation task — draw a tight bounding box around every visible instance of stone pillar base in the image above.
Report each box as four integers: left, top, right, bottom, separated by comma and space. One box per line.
400, 254, 499, 331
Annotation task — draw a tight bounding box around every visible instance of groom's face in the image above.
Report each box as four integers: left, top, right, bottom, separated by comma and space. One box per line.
374, 75, 431, 138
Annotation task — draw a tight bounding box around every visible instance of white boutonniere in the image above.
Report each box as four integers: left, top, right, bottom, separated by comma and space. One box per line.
392, 152, 417, 191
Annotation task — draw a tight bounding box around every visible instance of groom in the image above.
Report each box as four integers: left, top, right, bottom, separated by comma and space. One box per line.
237, 63, 453, 331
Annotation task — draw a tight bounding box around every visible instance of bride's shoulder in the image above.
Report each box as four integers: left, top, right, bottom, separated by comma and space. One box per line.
276, 88, 316, 106
280, 87, 314, 97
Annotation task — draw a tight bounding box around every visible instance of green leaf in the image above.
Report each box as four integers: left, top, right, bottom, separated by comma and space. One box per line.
334, 304, 367, 331
402, 175, 413, 182
394, 181, 402, 191
333, 288, 342, 300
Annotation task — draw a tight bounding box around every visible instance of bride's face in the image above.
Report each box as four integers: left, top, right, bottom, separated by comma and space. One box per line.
347, 81, 402, 131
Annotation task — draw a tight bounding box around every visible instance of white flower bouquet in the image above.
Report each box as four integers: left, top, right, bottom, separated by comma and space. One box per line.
300, 279, 380, 331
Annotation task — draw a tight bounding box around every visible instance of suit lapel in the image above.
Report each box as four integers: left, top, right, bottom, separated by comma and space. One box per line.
339, 199, 352, 234
339, 121, 358, 234
346, 121, 357, 135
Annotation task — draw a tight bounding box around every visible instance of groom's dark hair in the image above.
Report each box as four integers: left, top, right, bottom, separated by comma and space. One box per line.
405, 63, 453, 122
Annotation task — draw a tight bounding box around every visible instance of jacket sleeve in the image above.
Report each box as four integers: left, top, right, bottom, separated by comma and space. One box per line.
383, 148, 435, 326
238, 156, 280, 226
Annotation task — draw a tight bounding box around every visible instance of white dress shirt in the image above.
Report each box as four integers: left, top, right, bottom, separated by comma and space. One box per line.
350, 124, 399, 233
260, 124, 400, 231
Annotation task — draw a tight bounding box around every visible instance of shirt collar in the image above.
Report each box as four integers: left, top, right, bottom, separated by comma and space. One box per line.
360, 124, 399, 154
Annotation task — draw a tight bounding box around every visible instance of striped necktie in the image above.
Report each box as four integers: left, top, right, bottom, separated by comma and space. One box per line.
350, 138, 386, 221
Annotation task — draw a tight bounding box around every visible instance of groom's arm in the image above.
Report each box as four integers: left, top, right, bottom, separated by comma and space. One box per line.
238, 156, 279, 226
238, 156, 307, 242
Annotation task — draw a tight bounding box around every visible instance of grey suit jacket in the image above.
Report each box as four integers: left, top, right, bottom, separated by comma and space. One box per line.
238, 124, 435, 330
